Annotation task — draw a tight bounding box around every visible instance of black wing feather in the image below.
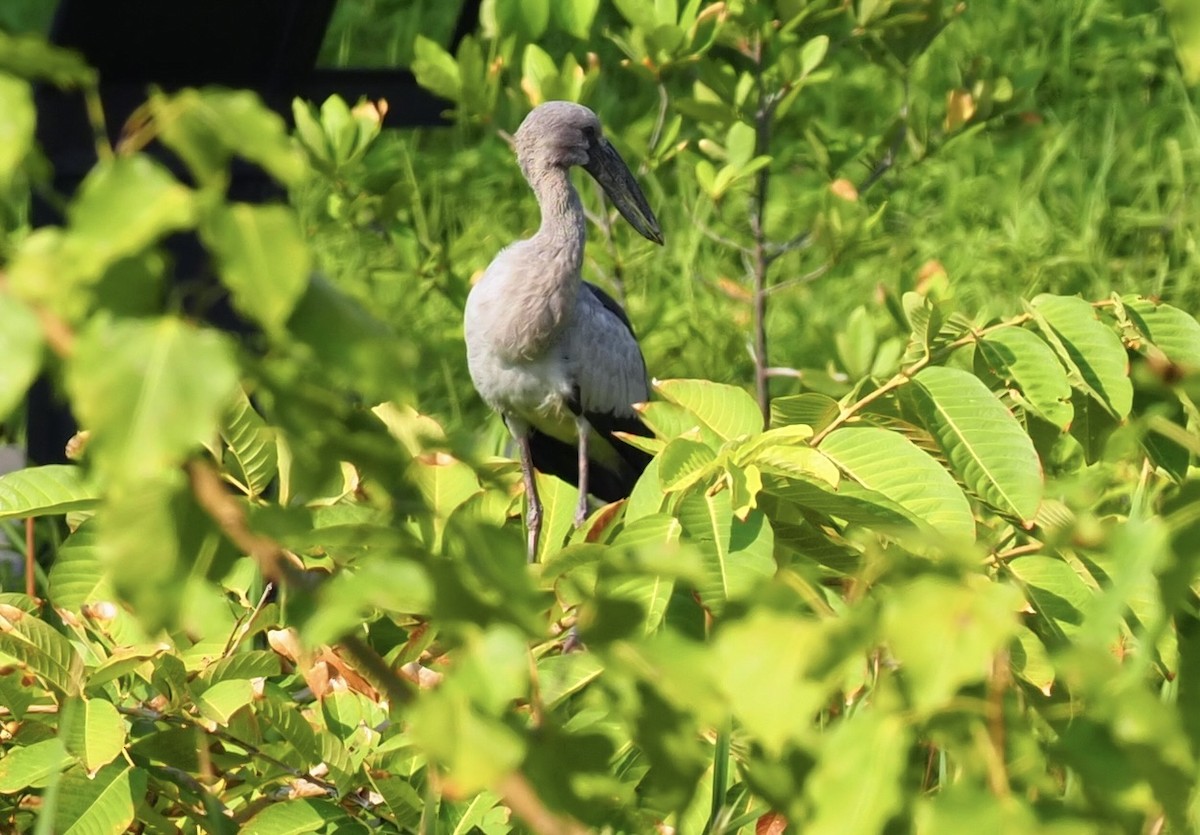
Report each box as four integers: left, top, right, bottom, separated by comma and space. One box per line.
529, 282, 653, 501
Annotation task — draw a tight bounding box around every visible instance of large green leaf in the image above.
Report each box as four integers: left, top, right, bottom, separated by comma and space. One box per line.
769, 392, 840, 430
910, 365, 1043, 524
0, 738, 71, 792
65, 317, 239, 482
677, 492, 774, 615
153, 87, 306, 187
654, 378, 763, 440
54, 763, 145, 835
1030, 294, 1132, 419
1123, 297, 1200, 368
258, 693, 322, 767
760, 472, 924, 535
978, 326, 1073, 429
0, 602, 83, 695
657, 436, 718, 492
67, 155, 196, 282
242, 798, 361, 835
221, 391, 278, 498
202, 203, 312, 334
0, 465, 99, 520
62, 696, 127, 773
0, 284, 42, 421
819, 426, 975, 543
805, 712, 910, 835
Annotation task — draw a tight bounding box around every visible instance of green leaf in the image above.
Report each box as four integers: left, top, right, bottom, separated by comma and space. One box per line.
54, 763, 145, 835
412, 36, 461, 101
800, 34, 830, 76
200, 651, 281, 686
65, 317, 239, 482
0, 295, 42, 421
654, 379, 763, 440
1006, 555, 1093, 644
202, 203, 312, 334
66, 155, 195, 282
62, 696, 126, 773
154, 88, 305, 187
0, 73, 34, 185
1123, 297, 1200, 368
882, 576, 1022, 714
805, 713, 910, 835
819, 426, 975, 543
657, 436, 718, 492
911, 365, 1043, 524
553, 0, 599, 37
769, 392, 839, 430
196, 679, 255, 728
1031, 294, 1133, 418
0, 603, 83, 695
259, 693, 322, 767
761, 472, 924, 535
713, 611, 830, 755
0, 738, 71, 792
978, 327, 1074, 429
534, 471, 579, 562
242, 798, 360, 835
537, 653, 604, 708
221, 391, 278, 498
0, 32, 96, 86
409, 453, 483, 547
677, 492, 774, 615
0, 465, 99, 520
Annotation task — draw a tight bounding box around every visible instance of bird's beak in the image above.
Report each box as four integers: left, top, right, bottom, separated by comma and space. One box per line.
584, 138, 664, 245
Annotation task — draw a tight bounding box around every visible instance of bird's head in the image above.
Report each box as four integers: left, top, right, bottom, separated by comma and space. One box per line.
515, 101, 663, 245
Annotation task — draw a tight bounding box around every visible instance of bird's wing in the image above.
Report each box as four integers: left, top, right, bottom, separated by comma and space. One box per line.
567, 282, 651, 418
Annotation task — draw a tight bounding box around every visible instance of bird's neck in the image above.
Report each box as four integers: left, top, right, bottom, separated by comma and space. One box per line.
527, 165, 587, 274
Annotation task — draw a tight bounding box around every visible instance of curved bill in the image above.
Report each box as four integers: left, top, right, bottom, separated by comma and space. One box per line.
583, 138, 664, 245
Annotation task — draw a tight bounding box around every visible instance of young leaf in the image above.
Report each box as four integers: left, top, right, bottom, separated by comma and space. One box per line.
911, 365, 1043, 524
0, 465, 99, 520
0, 74, 34, 185
0, 295, 43, 420
1030, 294, 1132, 418
220, 391, 278, 498
62, 696, 126, 773
65, 317, 239, 483
657, 436, 719, 492
654, 378, 763, 440
978, 327, 1073, 429
411, 36, 461, 102
677, 492, 774, 615
201, 203, 312, 334
819, 426, 975, 543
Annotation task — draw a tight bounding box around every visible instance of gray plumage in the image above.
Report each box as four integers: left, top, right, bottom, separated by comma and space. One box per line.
463, 101, 663, 560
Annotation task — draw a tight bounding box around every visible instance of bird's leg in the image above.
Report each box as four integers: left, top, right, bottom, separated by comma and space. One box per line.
517, 432, 542, 562
574, 415, 591, 528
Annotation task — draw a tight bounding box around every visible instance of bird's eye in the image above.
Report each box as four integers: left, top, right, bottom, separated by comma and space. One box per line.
582, 125, 598, 143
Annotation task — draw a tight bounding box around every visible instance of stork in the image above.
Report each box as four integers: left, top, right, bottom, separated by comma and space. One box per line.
464, 101, 663, 561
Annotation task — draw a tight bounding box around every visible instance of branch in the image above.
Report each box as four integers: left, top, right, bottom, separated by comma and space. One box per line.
810, 312, 1033, 445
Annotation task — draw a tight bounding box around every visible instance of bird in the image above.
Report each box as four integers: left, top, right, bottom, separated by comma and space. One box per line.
464, 101, 663, 562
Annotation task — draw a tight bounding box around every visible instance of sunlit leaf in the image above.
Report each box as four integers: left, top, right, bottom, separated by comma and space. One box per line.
0, 279, 42, 422
911, 366, 1043, 524
202, 203, 312, 334
0, 738, 71, 792
677, 492, 774, 615
819, 426, 975, 543
66, 317, 239, 483
805, 712, 910, 835
0, 465, 99, 520
978, 327, 1073, 429
1030, 294, 1132, 419
654, 378, 763, 440
62, 696, 126, 773
54, 763, 145, 835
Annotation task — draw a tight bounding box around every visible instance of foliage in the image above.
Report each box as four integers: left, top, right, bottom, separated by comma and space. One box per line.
2, 2, 1200, 833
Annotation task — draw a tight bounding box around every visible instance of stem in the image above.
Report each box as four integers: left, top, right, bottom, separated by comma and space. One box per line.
25, 517, 34, 598
810, 312, 1033, 445
705, 725, 732, 834
749, 34, 773, 428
